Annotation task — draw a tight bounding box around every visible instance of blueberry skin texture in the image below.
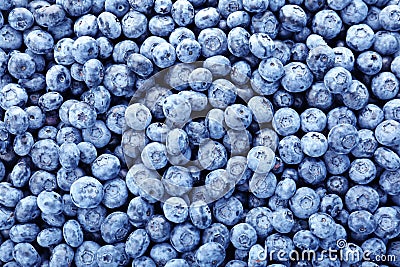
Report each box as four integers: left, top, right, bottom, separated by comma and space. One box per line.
289, 187, 321, 219
345, 185, 380, 213
7, 52, 36, 80
379, 5, 400, 31
281, 62, 313, 92
54, 38, 75, 66
125, 229, 150, 259
195, 242, 226, 267
371, 72, 400, 100
25, 29, 53, 55
101, 211, 131, 244
127, 53, 153, 77
375, 119, 400, 146
171, 0, 194, 26
279, 5, 307, 32
195, 7, 220, 29
170, 222, 200, 252
346, 24, 375, 52
374, 147, 400, 171
70, 176, 104, 209
0, 25, 23, 50
189, 201, 212, 229
12, 243, 40, 267
198, 28, 228, 57
74, 241, 101, 267
312, 10, 342, 39
272, 107, 301, 136
30, 139, 60, 171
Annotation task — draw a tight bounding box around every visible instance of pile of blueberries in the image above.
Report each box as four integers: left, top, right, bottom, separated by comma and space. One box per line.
1, 0, 400, 266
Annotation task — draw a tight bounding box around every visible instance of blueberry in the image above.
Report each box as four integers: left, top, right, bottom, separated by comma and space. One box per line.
28, 170, 57, 195
301, 132, 328, 157
374, 146, 400, 171
150, 243, 178, 266
9, 223, 40, 243
12, 243, 40, 267
70, 176, 104, 209
169, 27, 196, 48
293, 230, 319, 251
265, 233, 294, 262
97, 12, 122, 39
132, 256, 157, 267
126, 54, 153, 78
198, 28, 228, 57
195, 242, 225, 267
93, 38, 112, 60
250, 70, 279, 95
346, 24, 375, 52
271, 208, 295, 233
144, 214, 171, 243
72, 35, 99, 64
0, 25, 23, 50
36, 227, 63, 248
281, 62, 313, 93
278, 135, 304, 164
371, 72, 399, 100
323, 149, 351, 175
298, 157, 327, 184
7, 52, 36, 80
289, 187, 320, 219
279, 5, 307, 32
170, 222, 200, 252
154, 0, 172, 14
74, 241, 101, 267
25, 29, 53, 54
348, 210, 377, 235
272, 107, 301, 136
312, 10, 342, 40
171, 0, 194, 26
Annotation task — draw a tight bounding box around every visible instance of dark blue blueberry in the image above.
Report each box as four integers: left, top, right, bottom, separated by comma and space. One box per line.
371, 72, 399, 100
374, 146, 400, 171
102, 178, 128, 209
12, 243, 40, 267
213, 196, 243, 226
28, 170, 57, 195
348, 210, 376, 235
0, 25, 23, 50
37, 227, 63, 248
74, 241, 101, 267
70, 176, 104, 209
74, 14, 98, 37
170, 222, 200, 252
171, 0, 194, 26
346, 24, 375, 52
25, 29, 53, 54
195, 242, 225, 267
95, 245, 120, 267
63, 219, 84, 248
289, 187, 320, 219
149, 243, 178, 266
10, 223, 40, 243
198, 28, 228, 57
